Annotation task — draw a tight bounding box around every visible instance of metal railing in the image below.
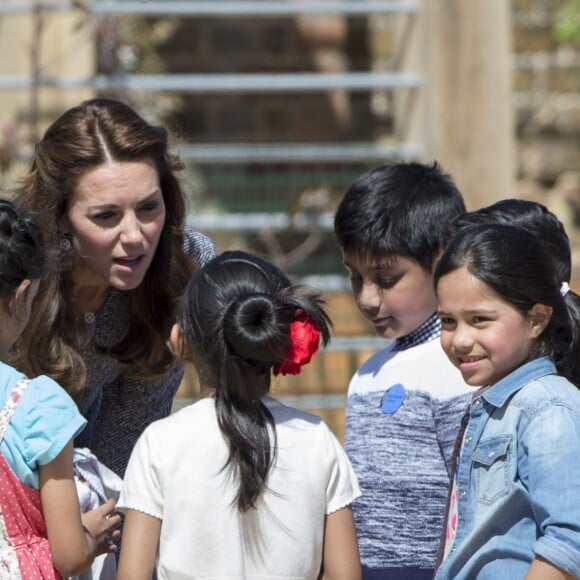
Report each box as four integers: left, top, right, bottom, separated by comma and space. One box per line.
0, 0, 423, 163
0, 71, 421, 92
176, 142, 424, 164
2, 1, 420, 415
0, 1, 419, 16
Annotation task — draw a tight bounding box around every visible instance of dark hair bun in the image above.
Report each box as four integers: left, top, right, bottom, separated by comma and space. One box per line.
223, 293, 288, 365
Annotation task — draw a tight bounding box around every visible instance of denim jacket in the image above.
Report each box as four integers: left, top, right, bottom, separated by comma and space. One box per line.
436, 357, 580, 579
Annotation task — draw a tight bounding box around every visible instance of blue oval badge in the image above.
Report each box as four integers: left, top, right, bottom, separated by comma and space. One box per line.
380, 383, 406, 414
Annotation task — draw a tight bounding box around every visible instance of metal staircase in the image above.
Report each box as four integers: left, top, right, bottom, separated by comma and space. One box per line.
0, 1, 424, 417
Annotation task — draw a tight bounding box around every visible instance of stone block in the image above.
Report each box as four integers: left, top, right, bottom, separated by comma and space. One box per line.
519, 138, 580, 183
547, 66, 580, 92
513, 0, 535, 11
513, 25, 556, 52
525, 97, 580, 134
513, 67, 536, 91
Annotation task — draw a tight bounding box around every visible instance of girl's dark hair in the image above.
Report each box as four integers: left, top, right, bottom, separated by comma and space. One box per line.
0, 198, 44, 297
444, 199, 571, 283
177, 251, 331, 512
434, 223, 580, 385
12, 98, 193, 401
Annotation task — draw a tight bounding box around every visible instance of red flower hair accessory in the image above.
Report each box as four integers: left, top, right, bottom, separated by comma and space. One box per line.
273, 310, 321, 376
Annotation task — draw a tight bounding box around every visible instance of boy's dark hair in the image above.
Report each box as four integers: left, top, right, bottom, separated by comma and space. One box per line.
445, 199, 571, 283
177, 251, 331, 512
434, 223, 580, 386
334, 161, 466, 271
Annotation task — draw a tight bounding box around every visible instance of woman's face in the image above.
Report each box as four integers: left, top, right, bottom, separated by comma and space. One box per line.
61, 159, 166, 292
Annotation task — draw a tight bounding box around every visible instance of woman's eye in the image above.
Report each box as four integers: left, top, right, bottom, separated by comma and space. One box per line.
140, 201, 159, 212
93, 211, 116, 221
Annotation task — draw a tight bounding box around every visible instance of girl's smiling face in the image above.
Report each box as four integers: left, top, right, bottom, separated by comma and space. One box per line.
437, 266, 550, 387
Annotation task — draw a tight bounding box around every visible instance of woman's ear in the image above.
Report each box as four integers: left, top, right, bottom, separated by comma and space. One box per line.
528, 303, 553, 338
58, 210, 70, 234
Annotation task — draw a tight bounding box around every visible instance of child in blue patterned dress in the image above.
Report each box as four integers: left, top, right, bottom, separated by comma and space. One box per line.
0, 198, 120, 577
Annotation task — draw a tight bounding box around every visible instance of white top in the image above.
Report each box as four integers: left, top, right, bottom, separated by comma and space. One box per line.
350, 338, 470, 399
119, 396, 360, 580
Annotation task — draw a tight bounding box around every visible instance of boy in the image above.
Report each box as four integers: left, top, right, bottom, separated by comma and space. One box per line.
333, 162, 472, 580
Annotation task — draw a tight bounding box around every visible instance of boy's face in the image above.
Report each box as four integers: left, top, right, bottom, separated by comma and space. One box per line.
342, 251, 438, 340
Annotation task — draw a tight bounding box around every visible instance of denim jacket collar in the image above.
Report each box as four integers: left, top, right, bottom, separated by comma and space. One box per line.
481, 357, 556, 409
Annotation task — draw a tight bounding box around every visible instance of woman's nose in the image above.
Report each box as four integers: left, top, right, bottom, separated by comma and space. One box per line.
120, 214, 144, 245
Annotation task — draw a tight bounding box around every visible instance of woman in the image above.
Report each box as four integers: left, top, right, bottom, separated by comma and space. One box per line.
13, 98, 215, 476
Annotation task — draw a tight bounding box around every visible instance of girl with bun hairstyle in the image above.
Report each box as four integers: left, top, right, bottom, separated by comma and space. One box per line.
117, 251, 361, 580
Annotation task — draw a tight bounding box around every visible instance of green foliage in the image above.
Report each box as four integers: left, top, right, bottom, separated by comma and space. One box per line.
555, 0, 580, 44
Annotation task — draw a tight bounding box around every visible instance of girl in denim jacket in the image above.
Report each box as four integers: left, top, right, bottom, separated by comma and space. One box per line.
434, 223, 580, 580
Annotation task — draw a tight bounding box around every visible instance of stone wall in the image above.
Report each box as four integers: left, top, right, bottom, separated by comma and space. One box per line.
154, 5, 579, 279
512, 0, 580, 281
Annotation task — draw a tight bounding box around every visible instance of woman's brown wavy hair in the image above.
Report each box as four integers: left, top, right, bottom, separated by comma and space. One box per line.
12, 98, 195, 403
